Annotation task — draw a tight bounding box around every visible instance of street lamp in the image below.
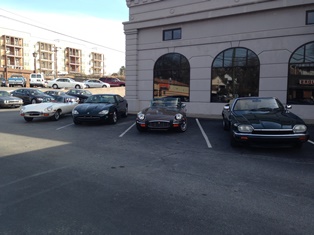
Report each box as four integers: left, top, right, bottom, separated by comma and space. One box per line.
32, 52, 38, 73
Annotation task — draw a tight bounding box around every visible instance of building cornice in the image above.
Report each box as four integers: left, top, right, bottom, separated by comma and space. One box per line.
126, 0, 163, 7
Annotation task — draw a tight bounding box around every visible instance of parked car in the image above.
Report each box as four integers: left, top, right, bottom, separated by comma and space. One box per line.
20, 95, 78, 122
47, 78, 86, 89
65, 89, 92, 103
29, 73, 47, 87
72, 94, 128, 125
1, 77, 6, 87
99, 77, 125, 87
136, 97, 187, 132
8, 75, 26, 87
11, 88, 54, 104
44, 90, 80, 103
84, 79, 110, 88
0, 90, 23, 108
222, 97, 310, 148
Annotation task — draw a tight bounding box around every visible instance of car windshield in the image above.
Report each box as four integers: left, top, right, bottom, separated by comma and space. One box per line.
30, 90, 44, 95
0, 91, 10, 96
86, 95, 115, 103
150, 98, 180, 109
233, 98, 282, 111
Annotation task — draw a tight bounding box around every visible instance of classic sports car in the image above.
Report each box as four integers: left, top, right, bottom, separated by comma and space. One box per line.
65, 89, 92, 103
0, 90, 23, 108
72, 94, 128, 125
136, 97, 187, 132
20, 95, 78, 122
222, 97, 310, 148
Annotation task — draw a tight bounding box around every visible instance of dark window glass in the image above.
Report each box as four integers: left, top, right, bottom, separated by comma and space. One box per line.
154, 53, 190, 102
211, 47, 260, 103
306, 10, 314, 25
163, 28, 182, 41
287, 41, 314, 105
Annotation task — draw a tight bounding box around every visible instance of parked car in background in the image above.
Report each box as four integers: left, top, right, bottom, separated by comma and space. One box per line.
47, 78, 86, 89
65, 89, 92, 103
136, 97, 187, 132
72, 94, 128, 125
29, 73, 47, 87
1, 77, 6, 87
0, 90, 23, 108
8, 75, 26, 87
11, 88, 54, 104
99, 77, 125, 87
222, 97, 310, 148
84, 79, 110, 88
20, 94, 78, 122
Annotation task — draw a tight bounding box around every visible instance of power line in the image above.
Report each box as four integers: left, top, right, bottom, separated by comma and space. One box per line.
0, 8, 125, 53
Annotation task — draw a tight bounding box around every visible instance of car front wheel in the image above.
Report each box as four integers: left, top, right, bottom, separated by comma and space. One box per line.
75, 85, 81, 89
222, 117, 230, 131
51, 110, 61, 121
24, 117, 33, 122
52, 84, 58, 89
110, 110, 117, 124
178, 120, 187, 132
31, 99, 37, 104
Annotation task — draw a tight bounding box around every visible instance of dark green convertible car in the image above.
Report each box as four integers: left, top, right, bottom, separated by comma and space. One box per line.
222, 97, 310, 148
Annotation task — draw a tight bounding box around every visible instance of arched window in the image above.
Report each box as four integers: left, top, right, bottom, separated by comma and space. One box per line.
153, 53, 190, 102
211, 47, 260, 103
287, 41, 314, 105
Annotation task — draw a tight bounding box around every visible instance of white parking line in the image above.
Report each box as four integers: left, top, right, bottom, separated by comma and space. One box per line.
196, 118, 212, 148
119, 123, 136, 137
308, 140, 314, 145
56, 123, 74, 130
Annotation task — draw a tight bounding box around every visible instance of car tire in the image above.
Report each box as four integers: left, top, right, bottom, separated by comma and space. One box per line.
110, 110, 118, 124
51, 110, 61, 121
122, 106, 128, 117
24, 117, 33, 122
86, 85, 90, 88
136, 123, 146, 132
75, 85, 80, 89
52, 84, 58, 89
177, 119, 188, 132
222, 117, 230, 131
31, 99, 37, 104
102, 85, 107, 88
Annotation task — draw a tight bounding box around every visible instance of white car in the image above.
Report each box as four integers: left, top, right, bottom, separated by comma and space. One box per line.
20, 96, 78, 122
47, 78, 86, 89
84, 79, 110, 88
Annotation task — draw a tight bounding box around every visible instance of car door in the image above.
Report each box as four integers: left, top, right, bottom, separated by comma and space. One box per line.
93, 80, 101, 88
114, 95, 127, 114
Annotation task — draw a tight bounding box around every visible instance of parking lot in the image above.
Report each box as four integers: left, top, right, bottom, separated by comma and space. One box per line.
1, 107, 314, 234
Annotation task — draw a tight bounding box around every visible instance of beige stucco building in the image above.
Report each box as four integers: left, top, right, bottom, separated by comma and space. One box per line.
123, 0, 314, 121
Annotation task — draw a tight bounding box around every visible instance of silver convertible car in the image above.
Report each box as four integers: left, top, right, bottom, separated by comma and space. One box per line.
222, 97, 310, 148
20, 96, 78, 122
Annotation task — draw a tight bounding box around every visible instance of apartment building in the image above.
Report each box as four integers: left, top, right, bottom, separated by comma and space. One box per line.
123, 0, 314, 121
0, 32, 105, 83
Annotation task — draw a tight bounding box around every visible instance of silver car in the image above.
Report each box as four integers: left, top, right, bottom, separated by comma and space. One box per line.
84, 79, 110, 88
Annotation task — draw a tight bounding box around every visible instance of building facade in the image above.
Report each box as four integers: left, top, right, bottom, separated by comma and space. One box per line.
123, 0, 314, 121
0, 31, 105, 82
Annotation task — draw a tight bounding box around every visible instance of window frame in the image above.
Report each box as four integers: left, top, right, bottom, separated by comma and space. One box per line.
163, 28, 182, 41
306, 10, 314, 25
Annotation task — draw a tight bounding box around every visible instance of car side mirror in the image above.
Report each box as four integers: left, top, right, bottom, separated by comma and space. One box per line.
286, 104, 292, 109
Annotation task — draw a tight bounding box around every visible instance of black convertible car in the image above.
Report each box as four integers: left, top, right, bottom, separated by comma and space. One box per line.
222, 97, 310, 148
136, 97, 187, 132
72, 94, 128, 125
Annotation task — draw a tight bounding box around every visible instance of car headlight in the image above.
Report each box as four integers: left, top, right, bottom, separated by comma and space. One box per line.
45, 105, 53, 112
293, 124, 307, 133
99, 110, 109, 115
137, 112, 145, 120
72, 109, 79, 115
237, 124, 254, 133
4, 100, 9, 104
175, 113, 183, 120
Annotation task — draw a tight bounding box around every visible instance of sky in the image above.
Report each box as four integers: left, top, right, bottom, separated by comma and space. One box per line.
0, 0, 129, 74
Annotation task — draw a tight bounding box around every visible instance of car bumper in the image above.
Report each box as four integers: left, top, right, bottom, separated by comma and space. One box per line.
136, 119, 183, 130
232, 131, 310, 144
20, 112, 55, 118
73, 114, 110, 123
0, 102, 23, 108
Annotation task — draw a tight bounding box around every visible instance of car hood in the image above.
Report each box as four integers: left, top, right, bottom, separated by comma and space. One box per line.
233, 110, 305, 129
0, 96, 22, 101
143, 107, 181, 120
75, 103, 112, 113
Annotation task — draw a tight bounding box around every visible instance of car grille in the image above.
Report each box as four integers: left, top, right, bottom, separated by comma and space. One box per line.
252, 129, 294, 135
8, 100, 22, 104
148, 121, 171, 129
26, 112, 42, 116
77, 116, 102, 121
